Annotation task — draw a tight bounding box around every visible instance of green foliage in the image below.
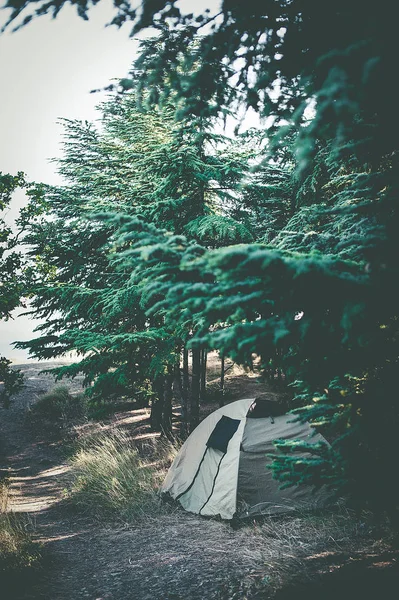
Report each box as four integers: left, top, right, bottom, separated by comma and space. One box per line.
17, 96, 175, 381
0, 172, 43, 406
268, 438, 344, 493
122, 1, 398, 518
19, 84, 251, 439
184, 215, 253, 248
27, 386, 87, 433
0, 357, 24, 406
0, 172, 27, 319
111, 3, 399, 516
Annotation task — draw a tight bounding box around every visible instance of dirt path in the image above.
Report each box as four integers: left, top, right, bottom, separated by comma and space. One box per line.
0, 364, 87, 598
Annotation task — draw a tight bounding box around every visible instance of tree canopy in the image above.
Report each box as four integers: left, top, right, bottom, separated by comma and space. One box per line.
17, 89, 256, 431
0, 172, 30, 403
3, 0, 399, 521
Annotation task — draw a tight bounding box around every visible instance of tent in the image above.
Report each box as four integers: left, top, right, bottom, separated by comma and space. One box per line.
162, 397, 330, 520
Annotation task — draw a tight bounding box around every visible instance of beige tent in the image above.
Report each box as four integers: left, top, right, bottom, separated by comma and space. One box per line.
162, 398, 330, 520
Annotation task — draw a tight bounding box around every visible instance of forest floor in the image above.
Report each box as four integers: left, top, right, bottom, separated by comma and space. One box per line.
0, 357, 398, 600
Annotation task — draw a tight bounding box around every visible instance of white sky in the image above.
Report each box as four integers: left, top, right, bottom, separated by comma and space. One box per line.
0, 1, 137, 361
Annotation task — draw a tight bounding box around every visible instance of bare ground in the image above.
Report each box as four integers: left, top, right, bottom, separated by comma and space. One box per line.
1, 360, 397, 600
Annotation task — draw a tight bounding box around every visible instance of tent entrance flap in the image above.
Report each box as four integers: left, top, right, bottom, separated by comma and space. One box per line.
175, 415, 240, 504
206, 415, 241, 453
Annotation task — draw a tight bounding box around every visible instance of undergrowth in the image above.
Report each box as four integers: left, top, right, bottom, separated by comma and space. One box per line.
0, 356, 24, 407
0, 478, 42, 574
67, 429, 177, 521
86, 398, 143, 420
27, 385, 88, 434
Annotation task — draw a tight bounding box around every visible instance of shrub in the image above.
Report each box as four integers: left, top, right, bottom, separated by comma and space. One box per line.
68, 430, 168, 521
0, 356, 24, 407
27, 386, 87, 433
86, 398, 140, 421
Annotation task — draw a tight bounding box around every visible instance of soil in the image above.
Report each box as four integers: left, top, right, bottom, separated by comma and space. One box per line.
0, 360, 398, 600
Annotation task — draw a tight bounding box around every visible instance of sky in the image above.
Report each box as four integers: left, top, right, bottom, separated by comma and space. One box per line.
0, 1, 138, 361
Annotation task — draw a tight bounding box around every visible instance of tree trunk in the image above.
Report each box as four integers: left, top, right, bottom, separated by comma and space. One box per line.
219, 353, 225, 407
183, 348, 189, 427
200, 348, 207, 400
162, 369, 174, 440
175, 361, 188, 438
150, 375, 164, 431
190, 348, 201, 431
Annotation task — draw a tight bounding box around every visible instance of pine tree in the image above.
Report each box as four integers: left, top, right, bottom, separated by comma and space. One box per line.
0, 172, 31, 403
20, 84, 253, 433
18, 96, 175, 402
92, 103, 254, 432
0, 172, 27, 319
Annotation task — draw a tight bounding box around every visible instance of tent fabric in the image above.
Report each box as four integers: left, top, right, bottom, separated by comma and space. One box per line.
161, 398, 331, 520
162, 398, 253, 519
237, 416, 329, 516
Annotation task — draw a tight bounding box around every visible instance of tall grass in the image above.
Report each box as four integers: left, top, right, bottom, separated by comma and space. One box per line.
68, 430, 174, 521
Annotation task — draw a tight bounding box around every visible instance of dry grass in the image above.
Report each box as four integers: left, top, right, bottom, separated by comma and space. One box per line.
0, 479, 42, 573
92, 506, 387, 600
234, 509, 375, 593
67, 428, 178, 522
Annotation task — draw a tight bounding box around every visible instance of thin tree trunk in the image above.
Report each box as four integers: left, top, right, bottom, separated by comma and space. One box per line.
183, 348, 189, 427
150, 375, 164, 431
162, 369, 174, 439
183, 348, 190, 399
200, 348, 207, 400
176, 361, 188, 438
190, 348, 201, 431
219, 353, 225, 407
